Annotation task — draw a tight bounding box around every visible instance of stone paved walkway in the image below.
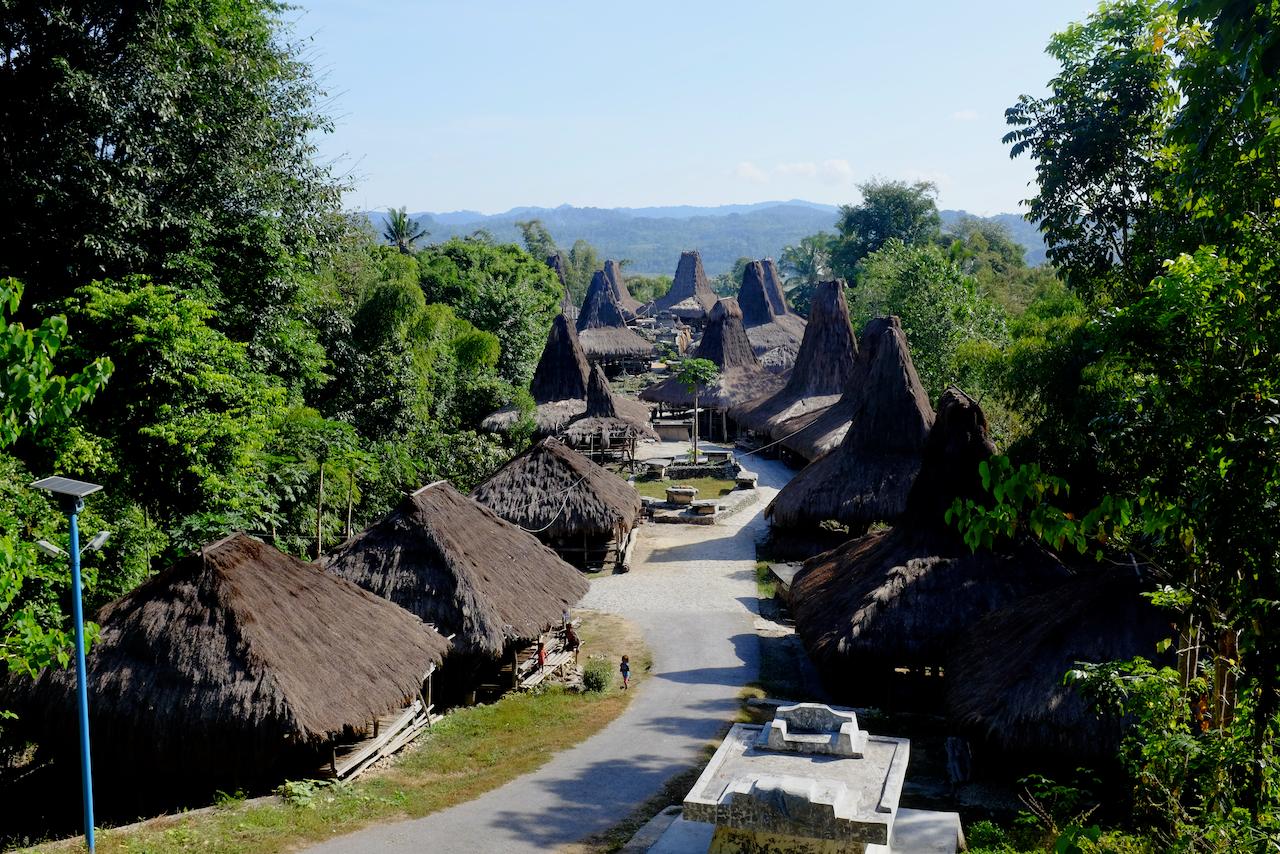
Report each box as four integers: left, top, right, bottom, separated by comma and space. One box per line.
305, 445, 793, 854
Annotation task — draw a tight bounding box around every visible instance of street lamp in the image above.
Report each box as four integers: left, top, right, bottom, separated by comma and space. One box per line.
31, 476, 106, 854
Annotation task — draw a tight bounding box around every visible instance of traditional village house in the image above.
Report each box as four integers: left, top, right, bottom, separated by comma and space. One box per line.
472, 437, 643, 572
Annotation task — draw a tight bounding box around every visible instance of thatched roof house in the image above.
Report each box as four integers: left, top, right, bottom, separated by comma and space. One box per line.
603, 259, 644, 319
324, 482, 589, 658
648, 250, 718, 322
947, 569, 1172, 764
788, 389, 1068, 701
576, 270, 654, 363
767, 317, 934, 530
9, 534, 450, 789
730, 280, 858, 436
639, 298, 786, 411
546, 253, 578, 322
738, 260, 807, 368
482, 313, 591, 436
472, 437, 642, 545
562, 363, 658, 445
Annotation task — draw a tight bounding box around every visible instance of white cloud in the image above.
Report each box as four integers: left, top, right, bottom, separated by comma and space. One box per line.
951, 109, 978, 122
735, 161, 769, 183
776, 161, 819, 178
820, 159, 854, 184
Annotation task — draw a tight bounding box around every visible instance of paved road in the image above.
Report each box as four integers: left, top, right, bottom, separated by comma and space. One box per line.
305, 448, 793, 854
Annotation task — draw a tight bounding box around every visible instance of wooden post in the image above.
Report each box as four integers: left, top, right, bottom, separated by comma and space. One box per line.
315, 463, 325, 560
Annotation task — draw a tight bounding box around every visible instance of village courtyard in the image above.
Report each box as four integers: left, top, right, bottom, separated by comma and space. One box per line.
305, 441, 794, 854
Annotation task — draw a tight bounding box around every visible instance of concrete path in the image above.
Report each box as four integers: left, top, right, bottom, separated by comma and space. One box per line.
306, 446, 793, 854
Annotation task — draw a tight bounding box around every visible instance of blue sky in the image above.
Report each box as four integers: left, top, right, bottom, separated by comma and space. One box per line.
296, 1, 1099, 216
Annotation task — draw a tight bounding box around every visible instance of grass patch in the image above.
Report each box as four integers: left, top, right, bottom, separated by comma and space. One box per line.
631, 476, 737, 501
754, 560, 776, 600
24, 612, 645, 854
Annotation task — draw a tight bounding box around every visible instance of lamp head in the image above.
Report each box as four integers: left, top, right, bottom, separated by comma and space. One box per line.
35, 539, 68, 559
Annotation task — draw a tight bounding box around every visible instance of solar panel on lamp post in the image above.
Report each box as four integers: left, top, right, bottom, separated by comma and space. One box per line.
30, 476, 103, 854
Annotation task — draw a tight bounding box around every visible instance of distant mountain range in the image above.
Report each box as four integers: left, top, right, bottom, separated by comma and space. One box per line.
365, 201, 1046, 275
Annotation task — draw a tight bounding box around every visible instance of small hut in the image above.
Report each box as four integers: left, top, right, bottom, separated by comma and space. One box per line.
561, 363, 659, 458
603, 258, 644, 320
482, 313, 591, 437
788, 389, 1068, 706
648, 250, 719, 326
767, 317, 933, 531
730, 280, 858, 440
639, 298, 786, 441
324, 482, 588, 697
472, 437, 643, 571
773, 316, 895, 462
737, 260, 807, 371
946, 569, 1172, 767
576, 270, 654, 372
546, 252, 578, 322
8, 534, 450, 800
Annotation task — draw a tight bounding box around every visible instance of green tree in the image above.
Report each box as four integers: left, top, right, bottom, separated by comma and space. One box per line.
676, 358, 719, 461
711, 257, 752, 297
0, 1, 342, 350
780, 233, 834, 315
382, 207, 429, 255
563, 239, 601, 306
1003, 0, 1183, 298
0, 281, 111, 683
830, 180, 941, 278
515, 219, 558, 261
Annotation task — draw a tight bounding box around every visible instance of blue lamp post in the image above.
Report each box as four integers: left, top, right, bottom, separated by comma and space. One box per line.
31, 476, 107, 854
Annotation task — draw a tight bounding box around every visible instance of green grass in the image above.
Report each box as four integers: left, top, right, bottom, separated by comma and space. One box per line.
632, 476, 737, 501
754, 560, 777, 600
26, 613, 645, 854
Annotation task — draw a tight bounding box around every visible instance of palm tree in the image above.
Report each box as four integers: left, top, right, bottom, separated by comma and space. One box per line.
383, 207, 429, 254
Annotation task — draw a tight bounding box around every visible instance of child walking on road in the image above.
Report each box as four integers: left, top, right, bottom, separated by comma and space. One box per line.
619, 655, 631, 690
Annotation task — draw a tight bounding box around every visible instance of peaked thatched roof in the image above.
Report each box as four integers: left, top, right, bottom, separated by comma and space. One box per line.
603, 259, 643, 319
772, 316, 891, 461
324, 482, 588, 657
730, 280, 858, 435
650, 250, 718, 319
738, 260, 807, 364
947, 569, 1173, 762
562, 364, 659, 443
482, 314, 592, 436
472, 438, 642, 541
576, 270, 654, 361
639, 298, 786, 410
546, 253, 578, 322
767, 317, 934, 530
11, 534, 450, 761
788, 390, 1067, 685
761, 258, 792, 316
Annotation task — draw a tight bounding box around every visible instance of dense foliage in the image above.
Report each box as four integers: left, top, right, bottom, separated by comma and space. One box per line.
0, 2, 549, 690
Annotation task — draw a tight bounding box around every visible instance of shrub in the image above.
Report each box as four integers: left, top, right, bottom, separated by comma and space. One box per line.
583, 659, 613, 693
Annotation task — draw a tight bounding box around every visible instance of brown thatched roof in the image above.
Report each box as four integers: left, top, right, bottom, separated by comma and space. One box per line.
562, 364, 658, 443
772, 316, 888, 461
11, 534, 450, 761
730, 280, 858, 435
761, 258, 791, 316
472, 438, 642, 541
738, 260, 807, 365
531, 313, 590, 403
576, 270, 654, 361
767, 316, 934, 530
481, 313, 592, 437
650, 250, 718, 318
789, 389, 1067, 683
546, 253, 578, 322
947, 569, 1173, 762
324, 483, 588, 657
639, 298, 786, 409
603, 259, 643, 319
